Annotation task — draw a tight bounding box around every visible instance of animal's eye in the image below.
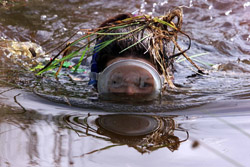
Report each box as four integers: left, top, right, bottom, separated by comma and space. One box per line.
111, 79, 122, 88
109, 73, 123, 88
139, 77, 153, 88
140, 82, 153, 88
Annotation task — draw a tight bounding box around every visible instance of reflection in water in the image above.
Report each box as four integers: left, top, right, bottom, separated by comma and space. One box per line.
1, 96, 250, 166
0, 109, 189, 166
63, 114, 188, 154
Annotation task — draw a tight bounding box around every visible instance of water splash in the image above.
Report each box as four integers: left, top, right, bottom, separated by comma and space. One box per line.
243, 1, 250, 8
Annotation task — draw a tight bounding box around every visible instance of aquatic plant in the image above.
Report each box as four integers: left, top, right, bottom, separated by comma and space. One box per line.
37, 7, 204, 89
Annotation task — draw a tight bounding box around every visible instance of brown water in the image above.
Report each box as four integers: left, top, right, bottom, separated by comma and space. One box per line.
0, 0, 250, 167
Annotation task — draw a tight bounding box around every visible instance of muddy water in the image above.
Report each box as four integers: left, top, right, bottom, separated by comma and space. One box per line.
0, 0, 250, 167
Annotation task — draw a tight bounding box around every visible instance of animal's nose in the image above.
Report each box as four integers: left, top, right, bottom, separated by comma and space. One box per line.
125, 85, 137, 95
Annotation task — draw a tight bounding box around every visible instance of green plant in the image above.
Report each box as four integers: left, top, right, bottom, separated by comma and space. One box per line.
37, 7, 205, 88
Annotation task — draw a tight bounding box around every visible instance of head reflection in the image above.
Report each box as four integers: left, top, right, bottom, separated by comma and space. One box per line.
64, 114, 189, 154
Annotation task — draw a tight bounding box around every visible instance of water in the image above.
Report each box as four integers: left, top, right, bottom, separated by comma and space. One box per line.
0, 0, 250, 166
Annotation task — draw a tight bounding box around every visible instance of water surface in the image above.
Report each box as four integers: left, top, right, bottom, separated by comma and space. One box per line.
0, 0, 250, 167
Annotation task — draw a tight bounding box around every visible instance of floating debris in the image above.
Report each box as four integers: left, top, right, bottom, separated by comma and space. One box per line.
0, 40, 49, 69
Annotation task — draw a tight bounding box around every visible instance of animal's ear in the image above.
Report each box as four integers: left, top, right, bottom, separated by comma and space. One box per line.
99, 13, 133, 27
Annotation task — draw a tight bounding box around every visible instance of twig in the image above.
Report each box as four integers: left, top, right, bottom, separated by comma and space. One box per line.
13, 93, 27, 113
63, 96, 71, 106
173, 39, 204, 73
78, 144, 121, 157
0, 87, 15, 95
55, 43, 71, 77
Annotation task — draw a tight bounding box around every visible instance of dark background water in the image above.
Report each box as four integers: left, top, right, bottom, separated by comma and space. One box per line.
0, 0, 250, 167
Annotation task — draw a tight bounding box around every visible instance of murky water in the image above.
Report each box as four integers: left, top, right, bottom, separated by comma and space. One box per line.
0, 0, 250, 166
